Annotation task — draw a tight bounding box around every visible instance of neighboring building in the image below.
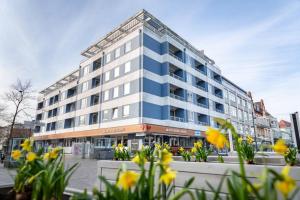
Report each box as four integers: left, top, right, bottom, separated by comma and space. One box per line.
33, 10, 226, 151
278, 120, 294, 146
253, 99, 278, 149
290, 112, 300, 151
0, 123, 33, 152
222, 77, 254, 151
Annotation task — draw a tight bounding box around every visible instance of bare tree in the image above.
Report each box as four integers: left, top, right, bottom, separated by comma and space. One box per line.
4, 79, 34, 154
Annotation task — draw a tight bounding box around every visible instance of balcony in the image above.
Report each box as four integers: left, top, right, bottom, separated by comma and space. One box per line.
169, 84, 185, 101
169, 63, 184, 81
170, 106, 185, 122
196, 95, 209, 109
37, 102, 44, 110
66, 102, 76, 113
213, 87, 223, 98
91, 76, 101, 88
67, 87, 77, 98
93, 58, 102, 71
195, 78, 208, 92
215, 102, 224, 113
64, 118, 75, 129
194, 60, 207, 75
196, 114, 210, 126
169, 43, 184, 62
211, 71, 222, 83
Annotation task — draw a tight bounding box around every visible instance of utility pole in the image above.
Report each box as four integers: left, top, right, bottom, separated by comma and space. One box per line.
248, 92, 258, 151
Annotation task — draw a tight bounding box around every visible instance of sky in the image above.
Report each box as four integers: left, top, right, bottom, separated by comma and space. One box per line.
0, 0, 299, 122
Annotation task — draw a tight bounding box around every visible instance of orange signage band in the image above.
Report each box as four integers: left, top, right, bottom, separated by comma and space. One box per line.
33, 124, 204, 140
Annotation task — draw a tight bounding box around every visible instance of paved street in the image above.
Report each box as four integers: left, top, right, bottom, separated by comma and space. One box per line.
0, 155, 99, 192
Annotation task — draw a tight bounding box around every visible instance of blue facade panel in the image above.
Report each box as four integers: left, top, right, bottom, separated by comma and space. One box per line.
143, 102, 169, 120
143, 33, 162, 54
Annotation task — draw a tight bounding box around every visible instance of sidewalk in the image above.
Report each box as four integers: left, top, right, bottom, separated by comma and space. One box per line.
0, 163, 14, 188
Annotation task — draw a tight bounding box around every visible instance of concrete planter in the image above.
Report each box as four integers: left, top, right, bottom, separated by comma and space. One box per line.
96, 160, 300, 199
173, 155, 290, 166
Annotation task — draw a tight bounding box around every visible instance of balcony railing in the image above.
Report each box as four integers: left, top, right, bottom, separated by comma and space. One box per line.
193, 66, 207, 75
169, 93, 185, 101
215, 108, 224, 113
196, 121, 209, 126
196, 85, 207, 92
169, 72, 184, 81
169, 52, 183, 62
197, 102, 209, 109
170, 116, 185, 122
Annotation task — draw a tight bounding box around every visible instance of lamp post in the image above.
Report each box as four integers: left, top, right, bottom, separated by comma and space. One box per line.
248, 92, 258, 151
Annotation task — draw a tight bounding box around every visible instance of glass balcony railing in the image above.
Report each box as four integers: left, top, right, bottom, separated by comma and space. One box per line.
170, 116, 185, 122
169, 51, 183, 62
197, 102, 209, 109
169, 72, 184, 81
196, 121, 209, 126
169, 93, 185, 101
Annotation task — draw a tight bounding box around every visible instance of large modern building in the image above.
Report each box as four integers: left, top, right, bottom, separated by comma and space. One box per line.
33, 10, 232, 151
222, 77, 254, 151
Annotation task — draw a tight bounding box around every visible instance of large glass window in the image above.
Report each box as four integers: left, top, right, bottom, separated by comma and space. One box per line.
115, 48, 120, 58
82, 81, 88, 92
114, 67, 120, 78
124, 82, 130, 95
106, 53, 111, 63
112, 108, 118, 119
105, 71, 110, 82
230, 106, 237, 117
125, 41, 132, 53
229, 92, 236, 102
123, 105, 130, 117
113, 87, 119, 98
124, 61, 131, 73
78, 115, 86, 126
104, 90, 109, 101
103, 110, 109, 121
82, 66, 89, 76
81, 98, 87, 109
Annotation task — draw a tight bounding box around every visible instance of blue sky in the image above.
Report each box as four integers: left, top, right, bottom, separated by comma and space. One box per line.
0, 0, 299, 121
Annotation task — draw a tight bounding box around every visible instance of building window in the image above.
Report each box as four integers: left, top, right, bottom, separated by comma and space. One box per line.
105, 71, 110, 82
188, 111, 194, 122
125, 41, 132, 53
230, 106, 237, 117
81, 98, 87, 109
103, 110, 109, 121
124, 82, 130, 95
90, 112, 98, 125
115, 48, 120, 58
224, 104, 229, 114
104, 90, 109, 101
90, 94, 100, 106
114, 67, 120, 78
78, 115, 86, 126
82, 66, 89, 76
124, 61, 131, 73
106, 53, 111, 63
82, 81, 88, 92
112, 107, 118, 119
123, 105, 130, 117
244, 111, 248, 121
91, 76, 100, 88
229, 92, 236, 102
113, 87, 119, 98
238, 109, 243, 120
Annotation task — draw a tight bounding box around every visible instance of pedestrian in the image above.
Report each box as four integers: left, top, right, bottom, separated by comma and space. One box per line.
1, 153, 5, 164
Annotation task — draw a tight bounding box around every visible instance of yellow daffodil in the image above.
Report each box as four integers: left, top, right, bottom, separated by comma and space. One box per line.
160, 168, 176, 185
194, 141, 203, 149
43, 152, 50, 160
161, 149, 173, 166
178, 147, 184, 153
117, 170, 139, 190
247, 135, 254, 144
11, 150, 21, 160
273, 139, 288, 155
238, 137, 243, 144
132, 154, 147, 165
275, 166, 296, 198
206, 127, 229, 149
49, 147, 61, 159
155, 143, 161, 150
26, 152, 37, 162
191, 147, 197, 154
20, 139, 31, 151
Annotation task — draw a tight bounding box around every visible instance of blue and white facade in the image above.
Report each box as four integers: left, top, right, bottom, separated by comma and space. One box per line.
34, 10, 226, 149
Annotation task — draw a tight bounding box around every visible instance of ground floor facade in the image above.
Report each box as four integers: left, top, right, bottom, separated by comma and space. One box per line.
33, 124, 212, 154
